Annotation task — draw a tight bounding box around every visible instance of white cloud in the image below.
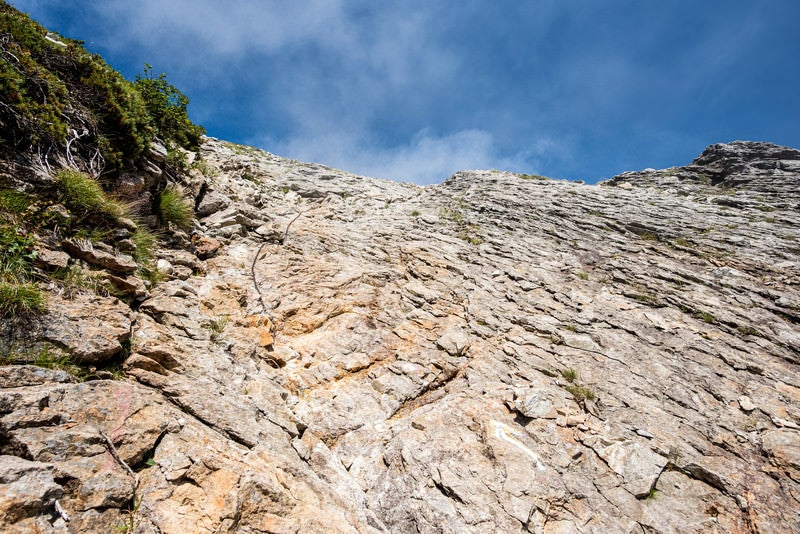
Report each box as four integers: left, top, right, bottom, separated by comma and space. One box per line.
92, 0, 352, 57
269, 128, 536, 185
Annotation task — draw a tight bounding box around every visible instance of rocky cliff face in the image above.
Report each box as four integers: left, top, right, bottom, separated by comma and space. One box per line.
1, 139, 799, 533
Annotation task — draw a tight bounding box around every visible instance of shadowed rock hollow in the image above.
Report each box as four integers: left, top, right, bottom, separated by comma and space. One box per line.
1, 139, 799, 532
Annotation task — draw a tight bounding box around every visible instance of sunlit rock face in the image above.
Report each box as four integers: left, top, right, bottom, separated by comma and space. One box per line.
2, 138, 799, 532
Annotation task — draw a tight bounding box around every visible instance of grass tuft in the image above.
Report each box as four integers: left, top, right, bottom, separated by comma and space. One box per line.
564, 384, 596, 402
57, 169, 126, 220
158, 187, 193, 229
131, 227, 158, 267
203, 316, 229, 341
0, 281, 46, 317
0, 188, 33, 214
561, 368, 578, 382
52, 266, 107, 298
697, 311, 715, 324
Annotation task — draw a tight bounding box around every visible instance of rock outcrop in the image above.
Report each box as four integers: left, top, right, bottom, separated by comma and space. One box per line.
1, 138, 799, 532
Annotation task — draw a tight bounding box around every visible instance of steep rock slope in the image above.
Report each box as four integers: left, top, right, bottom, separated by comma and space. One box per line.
1, 139, 799, 533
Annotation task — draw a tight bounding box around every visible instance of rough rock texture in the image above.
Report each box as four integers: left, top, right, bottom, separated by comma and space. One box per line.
1, 139, 799, 532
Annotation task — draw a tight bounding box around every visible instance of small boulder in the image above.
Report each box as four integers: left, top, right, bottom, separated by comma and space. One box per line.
0, 455, 63, 524
124, 354, 169, 375
191, 235, 222, 259
196, 191, 231, 217
0, 365, 74, 388
738, 395, 756, 412
115, 173, 146, 197
43, 293, 133, 364
436, 328, 470, 356
515, 392, 557, 419
596, 440, 668, 498
147, 141, 168, 163
62, 239, 137, 274
34, 247, 70, 270
105, 274, 149, 299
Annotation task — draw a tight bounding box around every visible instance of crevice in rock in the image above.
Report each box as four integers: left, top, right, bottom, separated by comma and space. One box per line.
161, 394, 255, 449
131, 428, 169, 472
0, 429, 33, 459
679, 462, 728, 494
388, 362, 464, 421
432, 478, 466, 505
194, 181, 208, 210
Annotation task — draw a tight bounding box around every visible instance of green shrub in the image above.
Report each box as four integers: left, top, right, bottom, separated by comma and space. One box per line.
0, 3, 152, 166
158, 187, 193, 229
0, 4, 204, 174
135, 64, 205, 151
0, 281, 46, 316
56, 169, 126, 220
75, 56, 153, 167
166, 147, 189, 172
0, 6, 69, 147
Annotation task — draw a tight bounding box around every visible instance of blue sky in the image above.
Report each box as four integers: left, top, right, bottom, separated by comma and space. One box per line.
10, 0, 800, 184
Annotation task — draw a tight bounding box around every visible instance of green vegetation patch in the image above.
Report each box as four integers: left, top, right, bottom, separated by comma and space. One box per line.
158, 187, 193, 229
131, 227, 158, 266
564, 384, 596, 402
0, 188, 34, 214
203, 316, 229, 341
561, 368, 578, 383
52, 265, 108, 298
439, 206, 465, 224
0, 220, 44, 317
696, 311, 715, 324
136, 64, 204, 150
0, 3, 204, 173
57, 169, 126, 220
0, 280, 46, 317
0, 223, 37, 277
737, 325, 762, 337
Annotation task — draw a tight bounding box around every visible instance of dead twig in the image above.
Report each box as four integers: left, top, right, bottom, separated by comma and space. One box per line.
99, 430, 137, 484
281, 195, 330, 244
250, 242, 270, 314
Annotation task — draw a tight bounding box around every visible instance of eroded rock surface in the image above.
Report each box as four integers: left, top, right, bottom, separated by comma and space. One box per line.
1, 139, 799, 532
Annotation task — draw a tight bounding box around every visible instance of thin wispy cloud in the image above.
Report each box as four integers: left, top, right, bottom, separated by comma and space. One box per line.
11, 0, 800, 183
